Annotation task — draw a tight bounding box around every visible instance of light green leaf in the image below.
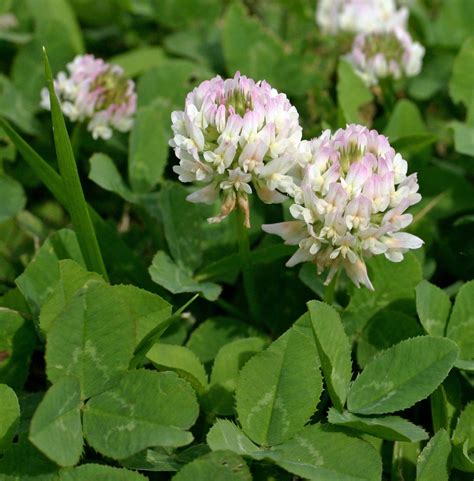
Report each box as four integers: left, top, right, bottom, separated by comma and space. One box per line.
343, 252, 422, 338
328, 408, 428, 442
452, 402, 474, 472
16, 229, 84, 318
39, 259, 104, 333
0, 384, 20, 452
152, 0, 221, 28
46, 282, 135, 398
0, 175, 26, 222
384, 100, 428, 140
59, 464, 147, 481
186, 317, 260, 364
308, 301, 352, 410
109, 47, 165, 77
88, 153, 138, 204
446, 280, 474, 370
147, 343, 208, 391
110, 284, 171, 346
0, 308, 36, 389
271, 423, 382, 481
43, 49, 108, 280
416, 280, 451, 337
236, 314, 322, 445
433, 1, 474, 48
337, 59, 372, 124
137, 60, 213, 110
347, 336, 459, 415
449, 37, 474, 111
451, 122, 474, 157
204, 337, 267, 415
157, 182, 206, 272
171, 450, 252, 481
416, 429, 451, 481
83, 370, 199, 460
206, 420, 264, 459
128, 105, 169, 193
357, 310, 423, 368
29, 377, 82, 467
149, 251, 222, 301
222, 3, 283, 89
28, 0, 84, 54
0, 75, 38, 133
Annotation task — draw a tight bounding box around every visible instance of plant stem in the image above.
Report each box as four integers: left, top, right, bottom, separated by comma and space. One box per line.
235, 208, 259, 322
323, 272, 338, 305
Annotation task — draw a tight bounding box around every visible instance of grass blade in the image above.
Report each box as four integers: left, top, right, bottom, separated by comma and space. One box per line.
0, 117, 66, 207
43, 47, 108, 280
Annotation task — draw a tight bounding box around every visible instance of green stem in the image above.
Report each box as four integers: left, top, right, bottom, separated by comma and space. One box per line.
235, 209, 259, 322
323, 272, 338, 305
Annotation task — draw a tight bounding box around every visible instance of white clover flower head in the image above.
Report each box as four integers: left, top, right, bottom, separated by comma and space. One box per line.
170, 72, 302, 227
316, 0, 408, 36
347, 27, 425, 86
263, 124, 423, 290
40, 54, 137, 140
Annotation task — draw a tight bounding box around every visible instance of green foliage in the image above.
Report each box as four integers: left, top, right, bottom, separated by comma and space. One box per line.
308, 301, 352, 410
128, 105, 169, 193
46, 282, 135, 398
236, 315, 322, 446
83, 370, 199, 459
270, 424, 382, 481
0, 0, 473, 477
416, 429, 451, 481
29, 377, 83, 466
0, 384, 19, 452
171, 451, 252, 481
205, 337, 267, 415
0, 308, 36, 389
416, 280, 452, 337
347, 337, 459, 414
59, 464, 148, 481
451, 402, 474, 472
0, 175, 26, 222
446, 281, 474, 370
147, 343, 208, 392
327, 408, 428, 442
449, 37, 474, 111
337, 59, 372, 124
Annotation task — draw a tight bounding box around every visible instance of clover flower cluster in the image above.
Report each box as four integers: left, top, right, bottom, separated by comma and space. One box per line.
316, 0, 408, 36
316, 0, 424, 86
262, 124, 423, 290
347, 27, 425, 86
41, 54, 137, 140
170, 72, 302, 227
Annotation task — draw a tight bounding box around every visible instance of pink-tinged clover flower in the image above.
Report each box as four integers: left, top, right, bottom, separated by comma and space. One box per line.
347, 27, 425, 86
170, 72, 302, 227
263, 124, 423, 290
40, 54, 137, 140
316, 0, 408, 36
